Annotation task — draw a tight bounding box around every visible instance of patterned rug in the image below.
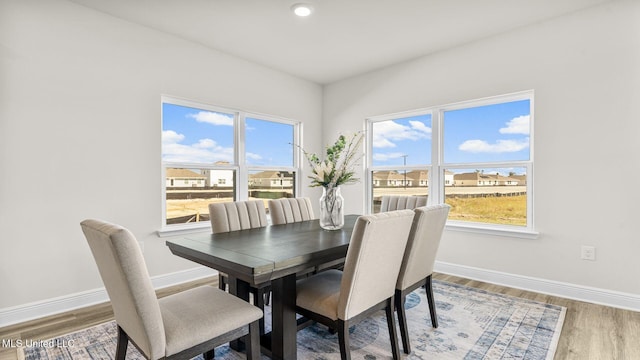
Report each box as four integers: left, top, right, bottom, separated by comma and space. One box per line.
20, 280, 565, 359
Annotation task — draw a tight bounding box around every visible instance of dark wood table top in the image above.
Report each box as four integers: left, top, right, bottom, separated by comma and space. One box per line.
166, 214, 359, 286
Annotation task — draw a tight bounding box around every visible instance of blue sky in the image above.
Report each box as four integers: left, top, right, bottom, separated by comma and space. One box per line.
162, 103, 293, 166
163, 99, 530, 171
372, 99, 530, 168
443, 99, 530, 164
245, 117, 293, 166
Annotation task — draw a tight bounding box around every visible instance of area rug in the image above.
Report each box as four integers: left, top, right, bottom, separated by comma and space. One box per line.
20, 280, 565, 359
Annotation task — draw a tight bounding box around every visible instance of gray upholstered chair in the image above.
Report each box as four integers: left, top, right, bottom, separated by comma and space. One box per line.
379, 195, 427, 212
268, 197, 314, 224
295, 210, 415, 360
209, 200, 268, 234
81, 219, 262, 360
395, 204, 450, 354
209, 200, 268, 292
208, 200, 270, 332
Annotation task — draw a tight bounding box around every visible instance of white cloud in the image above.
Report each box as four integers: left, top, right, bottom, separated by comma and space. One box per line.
459, 138, 530, 153
409, 120, 432, 135
374, 138, 397, 148
372, 120, 431, 148
373, 152, 407, 161
499, 115, 530, 135
193, 138, 217, 149
187, 111, 233, 126
245, 152, 266, 165
162, 130, 185, 145
162, 133, 233, 163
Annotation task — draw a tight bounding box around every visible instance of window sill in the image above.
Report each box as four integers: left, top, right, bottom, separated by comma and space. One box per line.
157, 223, 211, 238
445, 221, 539, 239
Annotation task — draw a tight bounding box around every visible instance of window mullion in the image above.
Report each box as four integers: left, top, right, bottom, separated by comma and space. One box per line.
294, 122, 302, 197
236, 112, 248, 201
431, 109, 443, 205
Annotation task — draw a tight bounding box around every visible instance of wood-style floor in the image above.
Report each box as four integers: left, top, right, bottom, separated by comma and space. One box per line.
1, 273, 638, 360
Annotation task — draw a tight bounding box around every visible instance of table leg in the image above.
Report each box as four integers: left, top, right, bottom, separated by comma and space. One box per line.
270, 273, 297, 360
228, 275, 251, 351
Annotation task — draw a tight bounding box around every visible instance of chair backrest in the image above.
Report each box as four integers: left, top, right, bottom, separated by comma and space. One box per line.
337, 210, 415, 320
396, 204, 450, 290
80, 219, 165, 359
209, 200, 268, 234
268, 197, 315, 225
379, 195, 427, 212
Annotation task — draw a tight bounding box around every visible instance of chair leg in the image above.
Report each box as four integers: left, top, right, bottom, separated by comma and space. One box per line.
245, 321, 260, 360
337, 320, 351, 360
425, 275, 438, 328
115, 326, 129, 360
385, 297, 401, 360
218, 273, 227, 291
395, 291, 411, 354
204, 349, 215, 359
264, 290, 271, 306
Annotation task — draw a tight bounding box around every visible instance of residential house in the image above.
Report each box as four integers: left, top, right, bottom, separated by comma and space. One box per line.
165, 168, 207, 188
405, 170, 428, 187
510, 174, 527, 186
202, 161, 235, 187
249, 171, 294, 189
443, 170, 455, 187
453, 172, 520, 186
372, 170, 410, 187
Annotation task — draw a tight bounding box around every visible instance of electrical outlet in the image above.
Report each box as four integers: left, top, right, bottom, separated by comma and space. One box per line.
581, 245, 595, 261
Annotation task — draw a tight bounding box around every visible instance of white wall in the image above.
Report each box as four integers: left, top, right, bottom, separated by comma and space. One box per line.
0, 0, 322, 309
323, 1, 640, 295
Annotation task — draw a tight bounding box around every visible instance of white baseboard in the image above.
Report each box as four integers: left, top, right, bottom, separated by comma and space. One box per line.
0, 267, 217, 328
3, 263, 638, 328
435, 261, 640, 312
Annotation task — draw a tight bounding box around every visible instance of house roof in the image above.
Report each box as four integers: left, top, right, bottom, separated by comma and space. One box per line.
250, 171, 294, 179
166, 168, 206, 179
454, 172, 481, 180
372, 171, 405, 181
454, 172, 521, 182
406, 170, 428, 181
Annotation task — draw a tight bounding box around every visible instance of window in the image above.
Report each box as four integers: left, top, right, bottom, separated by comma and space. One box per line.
369, 113, 432, 213
245, 118, 296, 201
367, 91, 534, 235
161, 96, 299, 232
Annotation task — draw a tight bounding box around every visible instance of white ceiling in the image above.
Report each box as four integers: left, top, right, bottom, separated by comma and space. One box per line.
70, 0, 613, 84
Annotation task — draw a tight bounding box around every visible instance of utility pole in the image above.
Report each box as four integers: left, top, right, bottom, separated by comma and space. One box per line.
401, 154, 408, 189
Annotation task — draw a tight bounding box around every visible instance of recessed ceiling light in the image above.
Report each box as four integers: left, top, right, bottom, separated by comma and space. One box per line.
291, 3, 313, 17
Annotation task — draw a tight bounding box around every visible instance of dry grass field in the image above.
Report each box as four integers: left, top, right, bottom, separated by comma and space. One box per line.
446, 195, 526, 226
167, 187, 527, 226
373, 186, 527, 226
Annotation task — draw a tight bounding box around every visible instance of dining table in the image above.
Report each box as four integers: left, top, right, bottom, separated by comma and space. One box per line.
165, 214, 359, 360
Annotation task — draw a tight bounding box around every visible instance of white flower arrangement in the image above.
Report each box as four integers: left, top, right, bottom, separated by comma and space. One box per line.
300, 132, 364, 188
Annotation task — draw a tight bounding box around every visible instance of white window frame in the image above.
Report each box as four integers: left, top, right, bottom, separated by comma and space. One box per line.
366, 90, 537, 239
158, 96, 301, 236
